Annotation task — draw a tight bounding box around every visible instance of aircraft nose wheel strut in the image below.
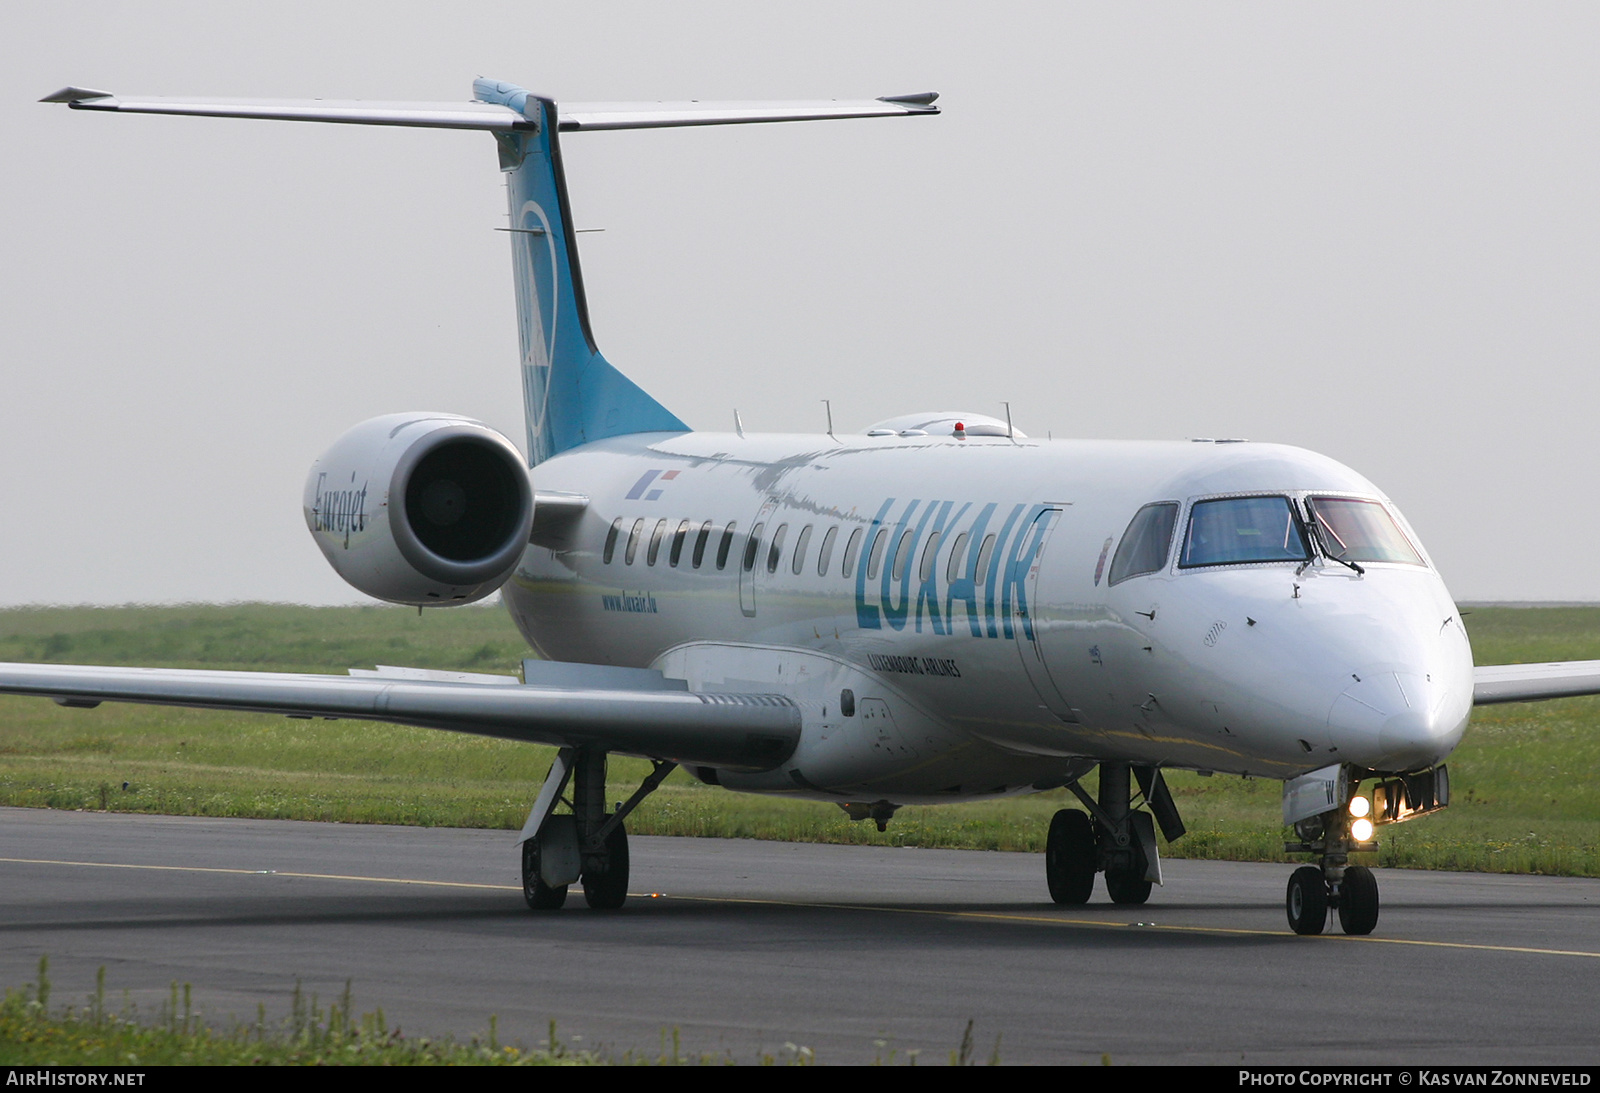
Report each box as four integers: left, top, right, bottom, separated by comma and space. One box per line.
1284, 765, 1380, 936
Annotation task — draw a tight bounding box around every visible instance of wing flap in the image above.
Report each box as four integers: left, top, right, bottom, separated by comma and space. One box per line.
0, 662, 799, 771
1473, 660, 1600, 705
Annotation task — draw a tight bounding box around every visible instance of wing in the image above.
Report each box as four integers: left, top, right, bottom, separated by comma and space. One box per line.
1473, 660, 1600, 705
0, 659, 799, 772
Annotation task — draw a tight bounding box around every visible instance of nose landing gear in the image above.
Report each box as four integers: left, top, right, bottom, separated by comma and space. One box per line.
1284, 859, 1381, 936
1283, 764, 1380, 936
1284, 856, 1381, 936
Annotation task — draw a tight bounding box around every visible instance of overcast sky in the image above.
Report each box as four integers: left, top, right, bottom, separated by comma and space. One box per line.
2, 3, 1597, 604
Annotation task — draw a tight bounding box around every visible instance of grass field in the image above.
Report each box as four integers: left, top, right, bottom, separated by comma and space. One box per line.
0, 955, 957, 1066
0, 602, 1596, 875
0, 957, 728, 1066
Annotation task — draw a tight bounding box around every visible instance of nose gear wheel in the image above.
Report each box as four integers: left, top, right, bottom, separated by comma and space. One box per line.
1286, 865, 1328, 935
1337, 864, 1380, 935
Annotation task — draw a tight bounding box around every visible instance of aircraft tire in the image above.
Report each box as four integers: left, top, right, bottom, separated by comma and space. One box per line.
1337, 865, 1380, 935
1286, 865, 1328, 935
1104, 864, 1152, 905
521, 836, 568, 911
581, 817, 629, 911
1045, 809, 1096, 904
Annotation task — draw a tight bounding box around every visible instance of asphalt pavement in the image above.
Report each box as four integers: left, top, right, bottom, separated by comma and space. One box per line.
2, 806, 1597, 1064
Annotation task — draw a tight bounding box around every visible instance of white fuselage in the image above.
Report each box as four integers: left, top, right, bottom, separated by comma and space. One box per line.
503, 430, 1474, 803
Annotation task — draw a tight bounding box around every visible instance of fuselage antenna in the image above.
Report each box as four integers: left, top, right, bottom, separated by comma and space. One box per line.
823, 399, 835, 439
734, 409, 745, 439
1002, 401, 1014, 440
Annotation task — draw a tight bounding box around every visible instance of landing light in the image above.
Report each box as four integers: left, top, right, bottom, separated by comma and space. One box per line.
1348, 796, 1371, 819
1350, 817, 1375, 843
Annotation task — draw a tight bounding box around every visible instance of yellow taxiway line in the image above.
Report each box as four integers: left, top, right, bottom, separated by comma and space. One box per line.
6, 855, 1599, 961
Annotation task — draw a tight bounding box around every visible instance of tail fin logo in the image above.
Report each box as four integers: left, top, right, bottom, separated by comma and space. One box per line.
512, 198, 559, 458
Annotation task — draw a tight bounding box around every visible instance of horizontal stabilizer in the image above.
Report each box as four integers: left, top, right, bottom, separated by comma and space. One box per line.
40, 88, 938, 132
39, 90, 531, 130
0, 662, 800, 771
556, 95, 938, 130
1473, 660, 1600, 705
39, 86, 114, 103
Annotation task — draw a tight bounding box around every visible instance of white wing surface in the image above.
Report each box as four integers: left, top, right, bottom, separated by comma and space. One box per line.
1472, 661, 1600, 705
0, 660, 799, 772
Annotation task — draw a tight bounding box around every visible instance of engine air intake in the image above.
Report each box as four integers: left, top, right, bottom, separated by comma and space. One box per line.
403, 439, 526, 563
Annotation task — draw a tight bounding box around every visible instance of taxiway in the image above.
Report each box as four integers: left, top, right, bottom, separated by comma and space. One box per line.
2, 807, 1596, 1064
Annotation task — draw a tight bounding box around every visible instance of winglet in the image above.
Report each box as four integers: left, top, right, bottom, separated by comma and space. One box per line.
39, 86, 114, 104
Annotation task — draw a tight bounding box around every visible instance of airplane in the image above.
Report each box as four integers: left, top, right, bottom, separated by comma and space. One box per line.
11, 78, 1600, 936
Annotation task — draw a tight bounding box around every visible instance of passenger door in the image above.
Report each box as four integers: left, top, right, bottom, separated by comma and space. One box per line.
1011, 508, 1080, 722
740, 497, 779, 617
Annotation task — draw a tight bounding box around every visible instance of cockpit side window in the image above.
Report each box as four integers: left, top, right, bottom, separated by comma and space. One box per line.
1108, 502, 1178, 585
1305, 497, 1423, 566
1180, 496, 1310, 568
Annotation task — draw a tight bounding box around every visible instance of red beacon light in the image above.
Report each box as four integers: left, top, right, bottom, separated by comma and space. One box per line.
953, 422, 966, 439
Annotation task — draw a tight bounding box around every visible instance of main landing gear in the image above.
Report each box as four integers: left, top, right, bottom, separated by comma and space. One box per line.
1045, 762, 1186, 906
518, 745, 675, 912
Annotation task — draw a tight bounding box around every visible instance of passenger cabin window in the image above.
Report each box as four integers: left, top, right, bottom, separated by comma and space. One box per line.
816, 526, 837, 576
974, 534, 997, 586
716, 523, 737, 570
865, 529, 889, 580
767, 524, 788, 574
792, 525, 813, 575
669, 520, 690, 567
919, 530, 942, 582
1305, 497, 1423, 566
647, 518, 668, 566
625, 518, 645, 565
603, 518, 623, 564
1181, 496, 1310, 568
841, 527, 864, 578
692, 521, 712, 569
1108, 502, 1178, 585
890, 530, 913, 582
946, 532, 969, 582
743, 523, 765, 572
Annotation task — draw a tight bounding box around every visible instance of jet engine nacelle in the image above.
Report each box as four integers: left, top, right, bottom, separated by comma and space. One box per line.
303, 413, 533, 606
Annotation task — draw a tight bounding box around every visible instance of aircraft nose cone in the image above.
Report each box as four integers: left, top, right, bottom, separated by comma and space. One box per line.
1328, 669, 1469, 771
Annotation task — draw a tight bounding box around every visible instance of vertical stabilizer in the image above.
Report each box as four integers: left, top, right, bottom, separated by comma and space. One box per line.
474, 79, 688, 466
45, 79, 936, 466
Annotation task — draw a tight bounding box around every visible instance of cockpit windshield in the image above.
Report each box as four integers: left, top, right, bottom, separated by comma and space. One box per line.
1305, 497, 1423, 566
1180, 496, 1310, 568
1108, 502, 1178, 585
